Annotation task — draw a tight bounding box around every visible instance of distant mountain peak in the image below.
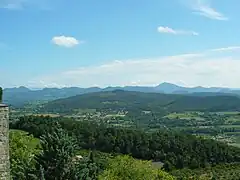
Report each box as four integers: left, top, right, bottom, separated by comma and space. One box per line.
155, 82, 184, 93
18, 86, 29, 89
157, 82, 181, 87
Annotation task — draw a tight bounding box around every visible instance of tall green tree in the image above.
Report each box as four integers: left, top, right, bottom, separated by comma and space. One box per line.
35, 122, 77, 180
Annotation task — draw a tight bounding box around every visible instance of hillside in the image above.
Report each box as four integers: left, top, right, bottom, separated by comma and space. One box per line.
4, 83, 240, 108
3, 86, 102, 107
41, 90, 240, 114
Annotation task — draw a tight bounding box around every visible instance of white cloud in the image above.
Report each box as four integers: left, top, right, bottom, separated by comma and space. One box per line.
210, 46, 240, 52
189, 0, 228, 20
28, 47, 240, 88
51, 36, 83, 48
157, 26, 199, 36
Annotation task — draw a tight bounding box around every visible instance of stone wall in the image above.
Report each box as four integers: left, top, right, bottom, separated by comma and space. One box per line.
0, 104, 10, 180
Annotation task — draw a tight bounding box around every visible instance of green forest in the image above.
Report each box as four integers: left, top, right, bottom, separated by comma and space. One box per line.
9, 115, 240, 179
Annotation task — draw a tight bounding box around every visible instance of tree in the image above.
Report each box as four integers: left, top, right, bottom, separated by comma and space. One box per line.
35, 122, 77, 180
9, 130, 40, 180
67, 151, 98, 180
39, 165, 45, 180
99, 155, 175, 180
163, 161, 174, 172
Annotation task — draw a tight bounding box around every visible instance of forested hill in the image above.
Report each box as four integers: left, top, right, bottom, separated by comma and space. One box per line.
41, 90, 240, 113
4, 82, 240, 108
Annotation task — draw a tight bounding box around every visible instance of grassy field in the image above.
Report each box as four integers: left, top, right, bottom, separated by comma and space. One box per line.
215, 111, 240, 115
164, 112, 204, 120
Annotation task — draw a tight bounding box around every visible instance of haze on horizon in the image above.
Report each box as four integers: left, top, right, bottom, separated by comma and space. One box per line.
1, 0, 240, 88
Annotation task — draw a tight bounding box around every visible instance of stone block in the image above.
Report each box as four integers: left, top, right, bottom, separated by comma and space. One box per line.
0, 105, 10, 180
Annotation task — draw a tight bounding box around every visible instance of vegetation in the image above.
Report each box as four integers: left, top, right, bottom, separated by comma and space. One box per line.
10, 124, 100, 179
36, 122, 99, 179
10, 122, 175, 179
41, 91, 240, 114
171, 163, 240, 179
35, 122, 77, 179
8, 90, 240, 179
9, 130, 41, 179
99, 155, 175, 180
11, 116, 240, 172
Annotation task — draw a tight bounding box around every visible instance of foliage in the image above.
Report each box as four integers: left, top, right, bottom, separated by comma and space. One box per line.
76, 149, 114, 172
35, 122, 77, 180
69, 151, 98, 180
33, 122, 99, 180
10, 116, 240, 179
9, 130, 40, 180
99, 155, 175, 180
11, 116, 240, 171
171, 163, 240, 180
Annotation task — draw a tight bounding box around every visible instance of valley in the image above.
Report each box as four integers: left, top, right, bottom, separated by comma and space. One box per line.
7, 89, 240, 179
10, 90, 240, 148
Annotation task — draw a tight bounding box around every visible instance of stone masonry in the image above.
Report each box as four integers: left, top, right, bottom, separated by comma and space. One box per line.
0, 104, 10, 180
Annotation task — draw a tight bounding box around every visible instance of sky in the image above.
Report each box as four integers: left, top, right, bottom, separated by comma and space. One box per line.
1, 0, 240, 88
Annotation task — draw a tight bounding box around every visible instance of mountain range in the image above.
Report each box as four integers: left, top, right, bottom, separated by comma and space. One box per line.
41, 90, 240, 114
3, 82, 240, 107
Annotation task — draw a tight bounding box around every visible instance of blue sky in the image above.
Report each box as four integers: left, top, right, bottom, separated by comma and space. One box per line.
1, 0, 240, 88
